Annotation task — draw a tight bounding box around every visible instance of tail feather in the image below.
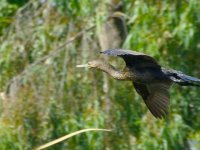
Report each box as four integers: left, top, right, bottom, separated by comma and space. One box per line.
169, 70, 200, 87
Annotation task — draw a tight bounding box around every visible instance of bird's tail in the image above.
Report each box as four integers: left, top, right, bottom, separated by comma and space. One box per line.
168, 70, 200, 87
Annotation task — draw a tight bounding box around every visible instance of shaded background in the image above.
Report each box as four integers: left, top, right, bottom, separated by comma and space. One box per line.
0, 0, 200, 149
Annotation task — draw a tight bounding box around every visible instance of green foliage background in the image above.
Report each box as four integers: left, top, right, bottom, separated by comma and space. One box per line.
0, 0, 200, 149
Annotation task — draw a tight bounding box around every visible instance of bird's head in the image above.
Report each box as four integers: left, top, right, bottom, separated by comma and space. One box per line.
76, 60, 103, 69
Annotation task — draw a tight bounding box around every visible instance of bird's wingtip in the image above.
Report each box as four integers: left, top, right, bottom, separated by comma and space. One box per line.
100, 49, 115, 53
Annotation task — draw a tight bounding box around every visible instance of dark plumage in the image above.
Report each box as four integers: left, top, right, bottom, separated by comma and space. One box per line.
77, 49, 200, 118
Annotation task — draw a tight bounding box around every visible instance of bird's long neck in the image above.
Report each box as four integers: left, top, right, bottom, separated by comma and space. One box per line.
96, 62, 128, 80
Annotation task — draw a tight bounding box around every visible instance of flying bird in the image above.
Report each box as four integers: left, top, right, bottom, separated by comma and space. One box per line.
77, 49, 200, 118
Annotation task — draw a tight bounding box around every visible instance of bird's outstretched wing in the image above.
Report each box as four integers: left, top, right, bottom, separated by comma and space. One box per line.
101, 49, 160, 68
133, 82, 172, 118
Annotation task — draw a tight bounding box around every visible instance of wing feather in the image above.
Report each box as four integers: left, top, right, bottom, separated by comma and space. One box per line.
101, 49, 160, 68
133, 82, 172, 118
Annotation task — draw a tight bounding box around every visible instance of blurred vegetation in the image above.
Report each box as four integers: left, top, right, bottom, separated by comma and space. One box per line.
0, 0, 200, 149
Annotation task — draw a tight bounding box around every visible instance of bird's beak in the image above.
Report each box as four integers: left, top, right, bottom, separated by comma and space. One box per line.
76, 64, 88, 68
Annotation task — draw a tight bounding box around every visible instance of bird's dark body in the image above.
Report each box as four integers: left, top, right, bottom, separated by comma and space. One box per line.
86, 49, 200, 118
124, 66, 171, 84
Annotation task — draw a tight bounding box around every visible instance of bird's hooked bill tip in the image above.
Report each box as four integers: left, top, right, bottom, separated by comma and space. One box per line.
76, 64, 88, 68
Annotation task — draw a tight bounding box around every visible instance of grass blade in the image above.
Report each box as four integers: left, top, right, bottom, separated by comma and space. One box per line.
35, 128, 112, 150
